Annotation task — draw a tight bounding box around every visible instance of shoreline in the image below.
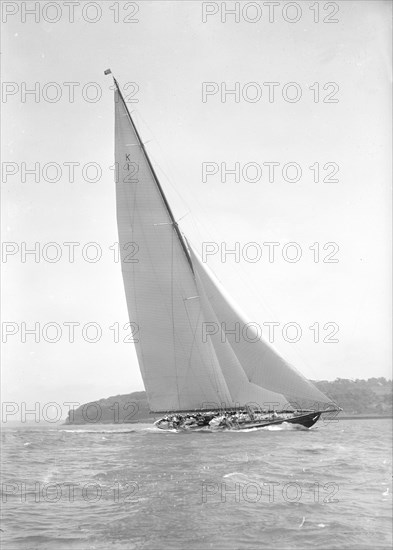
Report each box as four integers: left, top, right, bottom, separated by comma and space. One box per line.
337, 415, 392, 420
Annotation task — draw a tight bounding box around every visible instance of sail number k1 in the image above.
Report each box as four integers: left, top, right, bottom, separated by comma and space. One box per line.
111, 161, 139, 184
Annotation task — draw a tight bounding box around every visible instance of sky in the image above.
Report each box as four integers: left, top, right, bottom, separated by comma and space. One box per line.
1, 0, 392, 416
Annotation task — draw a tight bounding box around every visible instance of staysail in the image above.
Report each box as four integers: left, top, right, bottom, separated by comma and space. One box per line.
190, 247, 332, 408
191, 247, 290, 410
112, 74, 332, 412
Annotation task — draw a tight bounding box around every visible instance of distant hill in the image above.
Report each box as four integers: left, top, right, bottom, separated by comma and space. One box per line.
65, 378, 392, 425
313, 377, 392, 416
65, 391, 151, 425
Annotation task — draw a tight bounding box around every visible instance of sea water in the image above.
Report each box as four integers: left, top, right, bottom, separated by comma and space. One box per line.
1, 418, 391, 549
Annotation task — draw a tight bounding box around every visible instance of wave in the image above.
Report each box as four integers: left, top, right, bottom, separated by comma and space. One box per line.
223, 472, 253, 483
144, 421, 311, 434
59, 428, 137, 434
234, 422, 309, 432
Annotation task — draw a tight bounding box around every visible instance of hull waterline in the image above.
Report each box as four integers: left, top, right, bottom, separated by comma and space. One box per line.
239, 411, 322, 430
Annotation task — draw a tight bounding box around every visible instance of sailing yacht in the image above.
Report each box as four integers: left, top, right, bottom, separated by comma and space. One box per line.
106, 70, 339, 431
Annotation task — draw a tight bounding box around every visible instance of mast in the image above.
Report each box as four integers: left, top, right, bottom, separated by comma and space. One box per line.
106, 69, 194, 273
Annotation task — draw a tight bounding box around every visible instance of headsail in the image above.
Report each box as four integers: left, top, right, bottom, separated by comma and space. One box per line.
189, 246, 333, 408
192, 248, 290, 410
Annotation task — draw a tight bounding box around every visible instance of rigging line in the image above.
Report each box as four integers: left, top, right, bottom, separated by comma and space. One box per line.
178, 247, 230, 402
177, 212, 191, 223
170, 226, 181, 410
198, 285, 236, 405
128, 114, 219, 263
182, 237, 224, 394
132, 109, 191, 216
133, 220, 201, 406
182, 294, 230, 405
181, 241, 230, 402
172, 181, 280, 318
182, 300, 217, 403
193, 223, 278, 318
182, 297, 202, 376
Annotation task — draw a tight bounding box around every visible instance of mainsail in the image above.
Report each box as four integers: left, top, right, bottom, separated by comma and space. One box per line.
113, 76, 332, 413
115, 83, 233, 412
